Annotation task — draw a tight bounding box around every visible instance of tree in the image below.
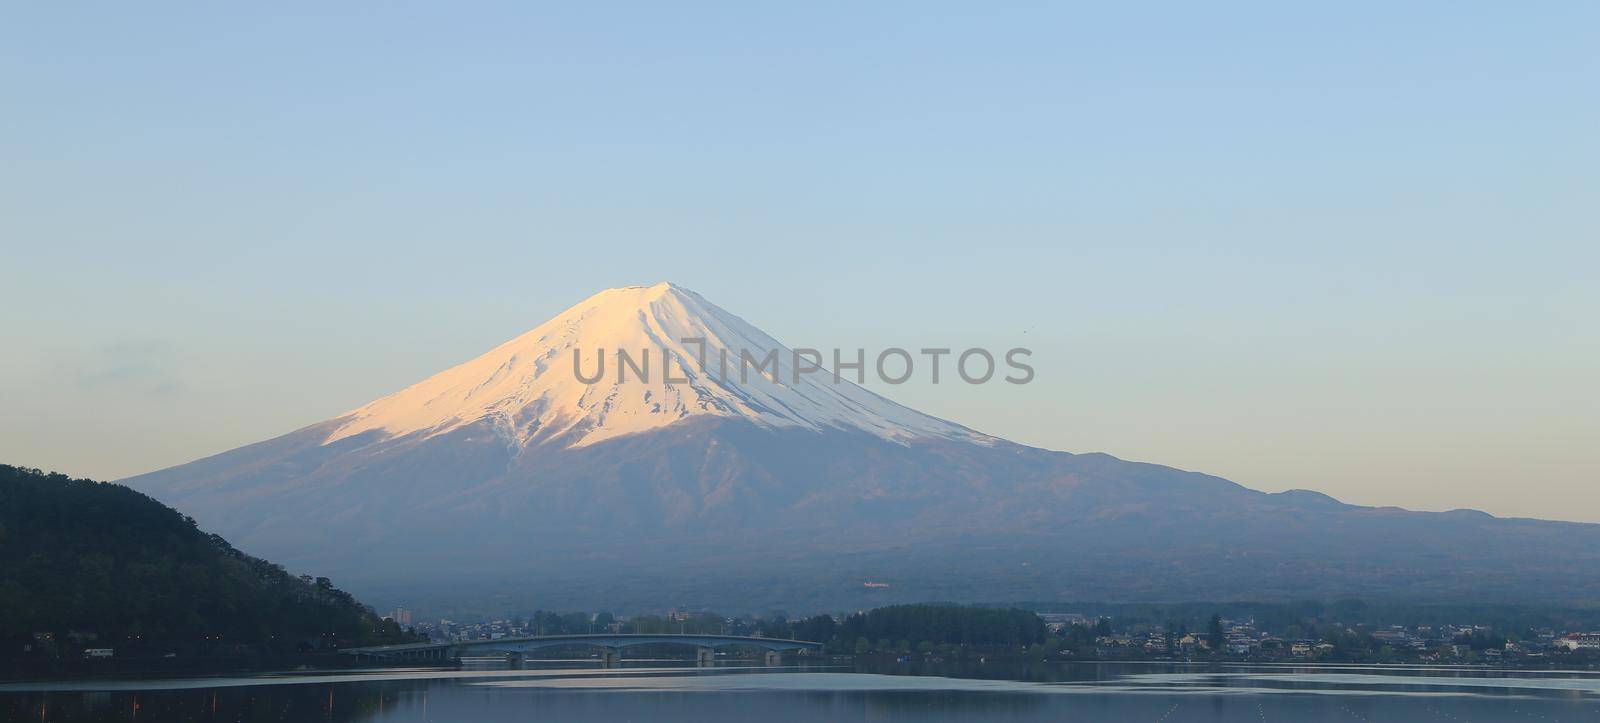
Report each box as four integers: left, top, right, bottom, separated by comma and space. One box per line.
792, 614, 837, 644
1207, 614, 1224, 652
836, 604, 1048, 648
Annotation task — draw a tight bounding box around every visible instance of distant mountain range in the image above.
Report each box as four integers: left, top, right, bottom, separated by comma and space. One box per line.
123, 283, 1600, 613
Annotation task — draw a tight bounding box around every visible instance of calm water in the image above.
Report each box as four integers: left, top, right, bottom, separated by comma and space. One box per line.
4, 659, 1599, 722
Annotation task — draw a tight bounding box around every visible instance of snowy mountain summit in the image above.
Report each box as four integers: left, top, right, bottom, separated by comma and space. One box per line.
327, 282, 985, 450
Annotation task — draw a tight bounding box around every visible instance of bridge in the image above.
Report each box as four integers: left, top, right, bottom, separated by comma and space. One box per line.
341, 633, 823, 666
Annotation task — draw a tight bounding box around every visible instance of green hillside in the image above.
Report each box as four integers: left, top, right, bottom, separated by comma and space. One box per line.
0, 464, 415, 660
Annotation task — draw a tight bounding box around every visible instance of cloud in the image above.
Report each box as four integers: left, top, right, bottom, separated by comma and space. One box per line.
58, 339, 186, 398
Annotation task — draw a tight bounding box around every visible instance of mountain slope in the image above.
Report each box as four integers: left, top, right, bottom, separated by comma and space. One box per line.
0, 465, 414, 655
122, 284, 1600, 612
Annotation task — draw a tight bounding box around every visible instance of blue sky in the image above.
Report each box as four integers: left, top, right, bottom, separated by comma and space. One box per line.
3, 2, 1596, 520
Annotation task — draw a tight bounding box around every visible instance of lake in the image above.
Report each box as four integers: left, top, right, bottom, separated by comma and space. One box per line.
4, 659, 1598, 721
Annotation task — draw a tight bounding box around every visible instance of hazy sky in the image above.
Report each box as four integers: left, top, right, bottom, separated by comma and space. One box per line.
3, 3, 1596, 521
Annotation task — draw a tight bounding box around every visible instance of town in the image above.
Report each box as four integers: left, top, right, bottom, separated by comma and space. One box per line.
391, 603, 1600, 667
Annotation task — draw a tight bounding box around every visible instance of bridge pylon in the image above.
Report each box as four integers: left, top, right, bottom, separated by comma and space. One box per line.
695, 647, 715, 666
601, 646, 620, 666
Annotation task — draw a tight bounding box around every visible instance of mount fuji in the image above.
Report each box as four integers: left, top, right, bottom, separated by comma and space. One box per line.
124, 283, 1600, 613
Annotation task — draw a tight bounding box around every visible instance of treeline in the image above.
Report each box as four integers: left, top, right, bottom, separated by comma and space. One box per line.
508, 609, 799, 639
835, 604, 1047, 649
503, 604, 1047, 653
1010, 599, 1600, 636
0, 465, 418, 659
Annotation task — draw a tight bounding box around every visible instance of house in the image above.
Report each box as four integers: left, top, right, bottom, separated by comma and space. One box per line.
1371, 630, 1409, 644
1557, 633, 1600, 651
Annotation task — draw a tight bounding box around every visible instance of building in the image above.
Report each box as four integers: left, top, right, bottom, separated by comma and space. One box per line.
1557, 633, 1600, 651
1038, 613, 1090, 633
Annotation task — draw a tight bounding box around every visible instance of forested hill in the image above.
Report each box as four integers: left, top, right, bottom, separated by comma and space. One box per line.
0, 465, 415, 658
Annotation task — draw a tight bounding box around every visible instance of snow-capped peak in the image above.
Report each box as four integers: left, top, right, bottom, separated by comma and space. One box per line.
324, 282, 986, 450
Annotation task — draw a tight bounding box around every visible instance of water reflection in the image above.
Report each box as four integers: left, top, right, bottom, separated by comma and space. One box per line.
3, 661, 1598, 722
